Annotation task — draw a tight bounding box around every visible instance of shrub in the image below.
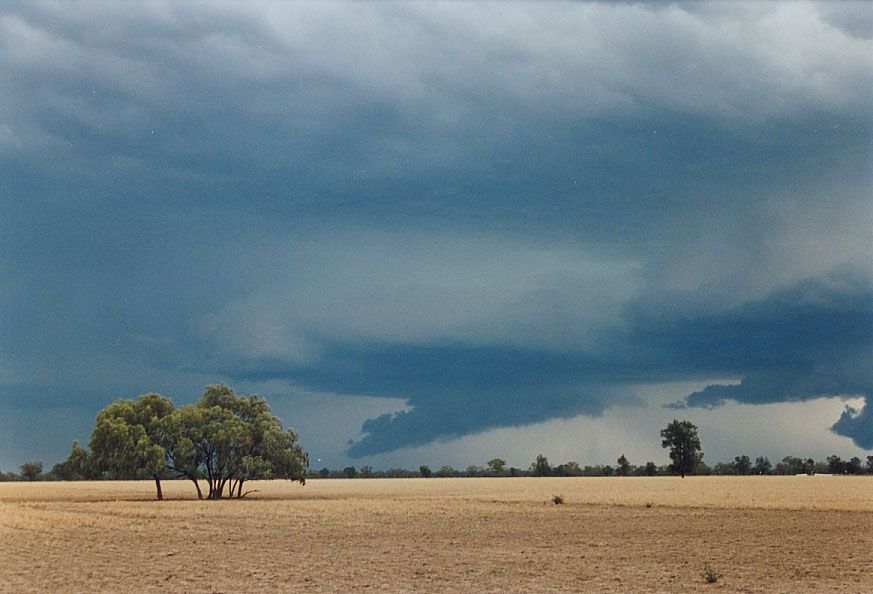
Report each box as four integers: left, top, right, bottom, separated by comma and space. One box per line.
702, 563, 720, 584
551, 494, 564, 505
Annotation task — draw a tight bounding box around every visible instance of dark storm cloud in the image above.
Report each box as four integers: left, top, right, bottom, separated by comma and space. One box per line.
210, 269, 873, 455
832, 401, 873, 449
0, 1, 871, 463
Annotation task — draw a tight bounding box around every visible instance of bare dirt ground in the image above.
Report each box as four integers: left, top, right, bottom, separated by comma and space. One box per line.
1, 477, 872, 593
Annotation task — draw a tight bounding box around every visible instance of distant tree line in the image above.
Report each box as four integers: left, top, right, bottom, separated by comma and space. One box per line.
5, 417, 873, 484
301, 454, 873, 480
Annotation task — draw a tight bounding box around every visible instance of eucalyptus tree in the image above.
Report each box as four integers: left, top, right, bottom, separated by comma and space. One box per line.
80, 384, 307, 500
89, 392, 175, 499
162, 384, 308, 499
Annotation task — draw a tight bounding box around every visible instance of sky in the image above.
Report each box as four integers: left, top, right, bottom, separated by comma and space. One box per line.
1, 1, 872, 471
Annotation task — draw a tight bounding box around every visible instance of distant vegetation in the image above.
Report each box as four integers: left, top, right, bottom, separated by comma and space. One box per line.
2, 414, 872, 487
303, 454, 873, 480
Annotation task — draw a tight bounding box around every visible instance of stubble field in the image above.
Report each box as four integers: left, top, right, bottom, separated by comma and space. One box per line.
1, 476, 872, 593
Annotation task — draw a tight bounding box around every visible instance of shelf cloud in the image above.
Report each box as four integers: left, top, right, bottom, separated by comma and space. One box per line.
1, 1, 871, 462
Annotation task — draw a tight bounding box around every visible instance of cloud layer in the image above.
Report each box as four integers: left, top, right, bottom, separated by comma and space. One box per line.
0, 1, 871, 463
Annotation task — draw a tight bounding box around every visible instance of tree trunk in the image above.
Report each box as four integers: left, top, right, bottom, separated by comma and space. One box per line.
236, 479, 244, 498
190, 477, 203, 499
153, 475, 163, 501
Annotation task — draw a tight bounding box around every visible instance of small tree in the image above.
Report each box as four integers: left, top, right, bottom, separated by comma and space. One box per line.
827, 455, 844, 474
487, 458, 507, 475
19, 461, 43, 481
436, 465, 456, 478
734, 455, 752, 475
532, 454, 551, 477
343, 466, 358, 479
50, 441, 92, 480
754, 456, 771, 475
464, 465, 481, 477
643, 461, 658, 476
419, 465, 432, 478
616, 455, 630, 476
660, 420, 702, 478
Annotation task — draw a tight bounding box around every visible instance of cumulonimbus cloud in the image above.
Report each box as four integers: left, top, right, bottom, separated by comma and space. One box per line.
0, 1, 871, 461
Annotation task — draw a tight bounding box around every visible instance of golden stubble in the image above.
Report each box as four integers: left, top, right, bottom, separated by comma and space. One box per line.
2, 477, 872, 593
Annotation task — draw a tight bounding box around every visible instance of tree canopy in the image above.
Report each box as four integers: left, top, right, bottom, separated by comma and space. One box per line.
74, 384, 307, 500
660, 419, 703, 478
89, 392, 174, 499
19, 461, 43, 481
531, 454, 551, 477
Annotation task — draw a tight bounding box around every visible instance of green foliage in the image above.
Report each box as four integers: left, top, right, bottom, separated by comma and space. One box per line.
50, 441, 92, 480
487, 458, 506, 475
89, 393, 174, 498
81, 384, 307, 500
754, 456, 771, 475
777, 455, 806, 475
643, 461, 658, 476
826, 455, 864, 475
343, 466, 357, 478
435, 465, 456, 477
660, 419, 703, 478
167, 383, 308, 499
465, 465, 482, 477
19, 461, 43, 481
734, 455, 752, 475
616, 455, 630, 476
553, 461, 582, 476
531, 454, 551, 477
419, 465, 432, 478
702, 563, 720, 584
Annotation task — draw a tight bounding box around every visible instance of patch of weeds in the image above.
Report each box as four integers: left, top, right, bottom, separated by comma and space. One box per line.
551, 494, 564, 505
645, 501, 653, 508
702, 563, 721, 584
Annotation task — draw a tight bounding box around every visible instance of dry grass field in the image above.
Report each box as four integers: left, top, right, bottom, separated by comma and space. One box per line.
2, 477, 872, 593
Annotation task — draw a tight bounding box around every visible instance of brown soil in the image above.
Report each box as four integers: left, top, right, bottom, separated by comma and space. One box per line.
1, 477, 871, 592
